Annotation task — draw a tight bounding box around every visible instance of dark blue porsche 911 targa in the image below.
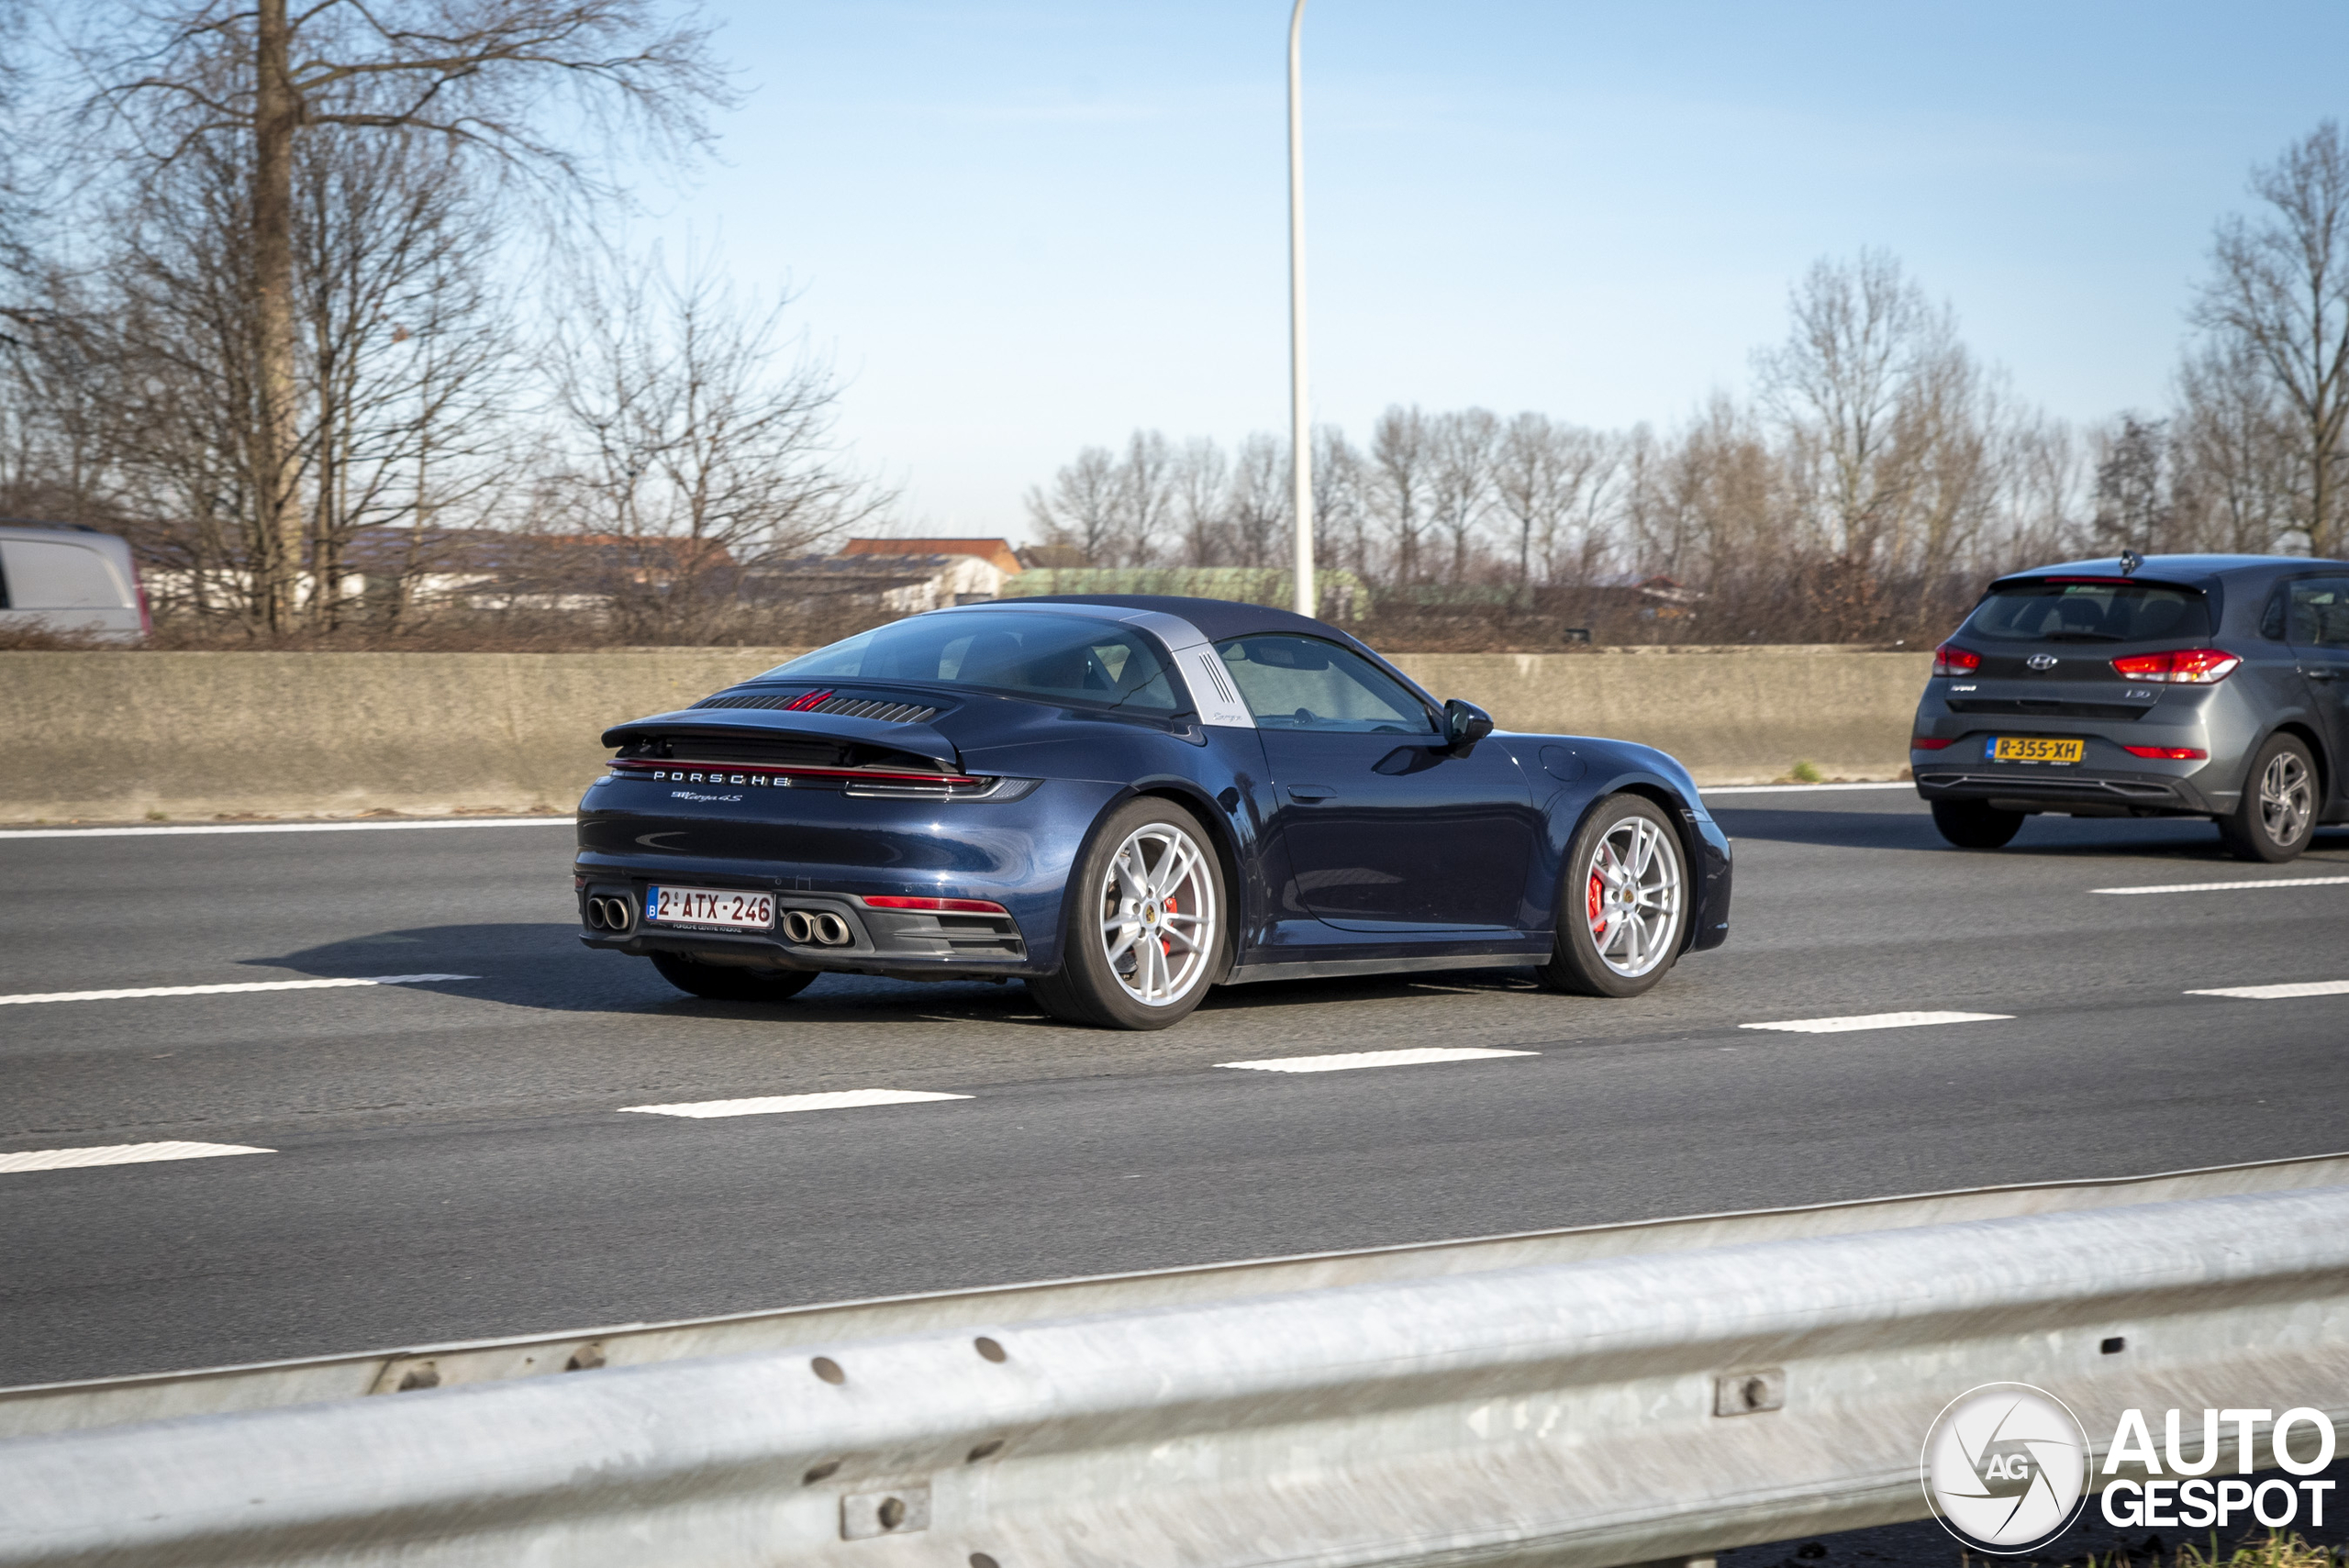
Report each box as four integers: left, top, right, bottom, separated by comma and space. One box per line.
573, 595, 1731, 1029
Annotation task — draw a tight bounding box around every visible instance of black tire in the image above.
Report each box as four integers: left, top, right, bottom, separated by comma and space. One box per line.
649, 951, 820, 1002
1028, 797, 1228, 1030
2217, 733, 2318, 863
1931, 799, 2024, 850
1537, 794, 1688, 999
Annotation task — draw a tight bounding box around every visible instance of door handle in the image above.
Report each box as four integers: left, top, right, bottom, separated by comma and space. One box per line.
1286, 785, 1335, 802
2309, 668, 2341, 681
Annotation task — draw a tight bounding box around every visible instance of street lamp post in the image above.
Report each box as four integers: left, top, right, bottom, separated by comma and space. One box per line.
1286, 0, 1314, 618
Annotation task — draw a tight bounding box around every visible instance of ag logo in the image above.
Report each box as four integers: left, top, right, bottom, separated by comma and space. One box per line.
2026, 654, 2060, 672
1920, 1383, 2090, 1554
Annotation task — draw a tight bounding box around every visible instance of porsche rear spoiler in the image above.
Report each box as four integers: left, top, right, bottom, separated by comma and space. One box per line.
599, 707, 963, 775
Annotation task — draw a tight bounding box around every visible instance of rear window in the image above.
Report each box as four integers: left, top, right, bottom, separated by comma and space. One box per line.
768, 610, 1184, 715
1962, 580, 2210, 644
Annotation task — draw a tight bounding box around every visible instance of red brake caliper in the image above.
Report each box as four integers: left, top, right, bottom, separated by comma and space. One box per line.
1586, 870, 1607, 937
1161, 895, 1176, 956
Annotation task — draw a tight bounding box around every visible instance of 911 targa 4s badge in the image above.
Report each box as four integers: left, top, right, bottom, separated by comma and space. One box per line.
573, 595, 1732, 1030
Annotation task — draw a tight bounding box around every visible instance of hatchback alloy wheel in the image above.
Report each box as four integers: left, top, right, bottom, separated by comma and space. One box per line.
2221, 733, 2320, 863
2259, 748, 2313, 848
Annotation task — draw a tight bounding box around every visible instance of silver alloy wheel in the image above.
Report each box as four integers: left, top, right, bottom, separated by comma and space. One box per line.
1584, 816, 1682, 979
1097, 820, 1219, 1008
2260, 749, 2313, 846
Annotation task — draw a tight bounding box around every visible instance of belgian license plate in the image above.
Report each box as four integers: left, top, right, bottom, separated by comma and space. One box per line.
1987, 736, 2085, 765
646, 885, 774, 930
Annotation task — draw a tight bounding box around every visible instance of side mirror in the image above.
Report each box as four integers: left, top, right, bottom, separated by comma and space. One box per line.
1442, 698, 1495, 749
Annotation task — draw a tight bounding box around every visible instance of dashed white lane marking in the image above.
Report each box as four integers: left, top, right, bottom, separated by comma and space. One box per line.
1219, 1046, 1538, 1073
1703, 782, 1913, 796
2092, 875, 2349, 895
618, 1089, 973, 1118
0, 817, 570, 840
2186, 980, 2349, 1000
1741, 1010, 2013, 1035
0, 974, 476, 1006
0, 1141, 273, 1174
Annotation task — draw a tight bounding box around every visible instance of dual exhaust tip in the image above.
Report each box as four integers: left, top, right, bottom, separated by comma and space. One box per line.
784, 910, 853, 946
585, 895, 634, 931
584, 895, 852, 947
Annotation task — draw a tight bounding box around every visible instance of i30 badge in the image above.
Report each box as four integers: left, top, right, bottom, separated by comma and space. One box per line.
2025, 654, 2060, 672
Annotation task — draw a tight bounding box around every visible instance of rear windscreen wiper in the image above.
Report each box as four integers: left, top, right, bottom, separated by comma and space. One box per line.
2039, 631, 2123, 642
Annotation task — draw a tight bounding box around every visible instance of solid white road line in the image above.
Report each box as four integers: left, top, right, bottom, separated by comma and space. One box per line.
0, 974, 476, 1006
618, 1089, 973, 1118
2186, 980, 2349, 1000
1219, 1046, 1538, 1073
0, 817, 570, 840
2092, 875, 2349, 895
1703, 782, 1914, 796
1741, 1010, 2013, 1035
0, 1141, 273, 1174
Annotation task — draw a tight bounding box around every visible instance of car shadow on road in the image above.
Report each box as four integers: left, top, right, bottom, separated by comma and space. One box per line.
1716, 805, 2349, 863
243, 921, 1040, 1023
243, 922, 1552, 1028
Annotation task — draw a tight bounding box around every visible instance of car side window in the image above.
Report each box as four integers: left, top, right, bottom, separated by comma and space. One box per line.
2287, 578, 2349, 648
1215, 635, 1436, 734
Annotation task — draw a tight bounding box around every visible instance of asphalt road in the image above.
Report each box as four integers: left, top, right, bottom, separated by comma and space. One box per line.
3, 788, 2345, 1389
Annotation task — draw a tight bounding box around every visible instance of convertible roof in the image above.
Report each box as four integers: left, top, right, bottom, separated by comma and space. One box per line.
1003, 594, 1343, 642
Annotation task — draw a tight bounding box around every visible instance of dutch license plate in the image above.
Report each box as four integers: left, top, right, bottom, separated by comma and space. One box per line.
646, 885, 774, 930
1987, 736, 2085, 765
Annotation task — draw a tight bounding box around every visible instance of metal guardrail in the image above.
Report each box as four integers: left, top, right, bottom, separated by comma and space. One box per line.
2, 1157, 2345, 1567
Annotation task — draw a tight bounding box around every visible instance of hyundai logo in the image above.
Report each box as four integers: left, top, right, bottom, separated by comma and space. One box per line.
2026, 654, 2060, 672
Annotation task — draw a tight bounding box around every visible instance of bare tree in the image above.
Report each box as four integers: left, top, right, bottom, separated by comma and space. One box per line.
1757, 250, 1949, 567
296, 130, 514, 625
2091, 415, 2172, 555
1112, 429, 1174, 567
1755, 250, 2006, 634
1308, 426, 1360, 585
79, 0, 728, 628
1228, 432, 1289, 570
1494, 413, 1619, 595
548, 251, 880, 641
1368, 405, 1431, 585
2172, 337, 2297, 553
2191, 121, 2349, 558
1025, 445, 1119, 565
1994, 413, 2091, 570
1171, 436, 1228, 566
1426, 406, 1497, 585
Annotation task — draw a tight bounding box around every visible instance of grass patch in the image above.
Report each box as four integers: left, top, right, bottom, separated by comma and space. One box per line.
2062, 1531, 2346, 1568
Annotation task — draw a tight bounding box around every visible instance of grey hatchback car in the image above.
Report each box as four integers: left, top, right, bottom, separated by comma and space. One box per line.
1912, 553, 2349, 862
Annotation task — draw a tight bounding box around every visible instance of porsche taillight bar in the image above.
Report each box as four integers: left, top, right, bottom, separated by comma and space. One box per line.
608, 758, 980, 786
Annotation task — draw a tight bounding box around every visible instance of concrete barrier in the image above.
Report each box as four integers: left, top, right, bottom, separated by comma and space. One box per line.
1388, 648, 1931, 784
0, 647, 1928, 822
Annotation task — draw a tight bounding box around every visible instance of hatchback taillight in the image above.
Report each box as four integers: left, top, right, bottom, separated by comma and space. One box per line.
1932, 642, 1980, 677
2110, 649, 2240, 684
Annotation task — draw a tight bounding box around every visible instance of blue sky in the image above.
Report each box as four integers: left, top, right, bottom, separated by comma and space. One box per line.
632, 3, 2349, 538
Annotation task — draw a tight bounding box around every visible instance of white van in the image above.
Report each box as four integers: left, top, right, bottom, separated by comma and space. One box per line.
0, 522, 148, 641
